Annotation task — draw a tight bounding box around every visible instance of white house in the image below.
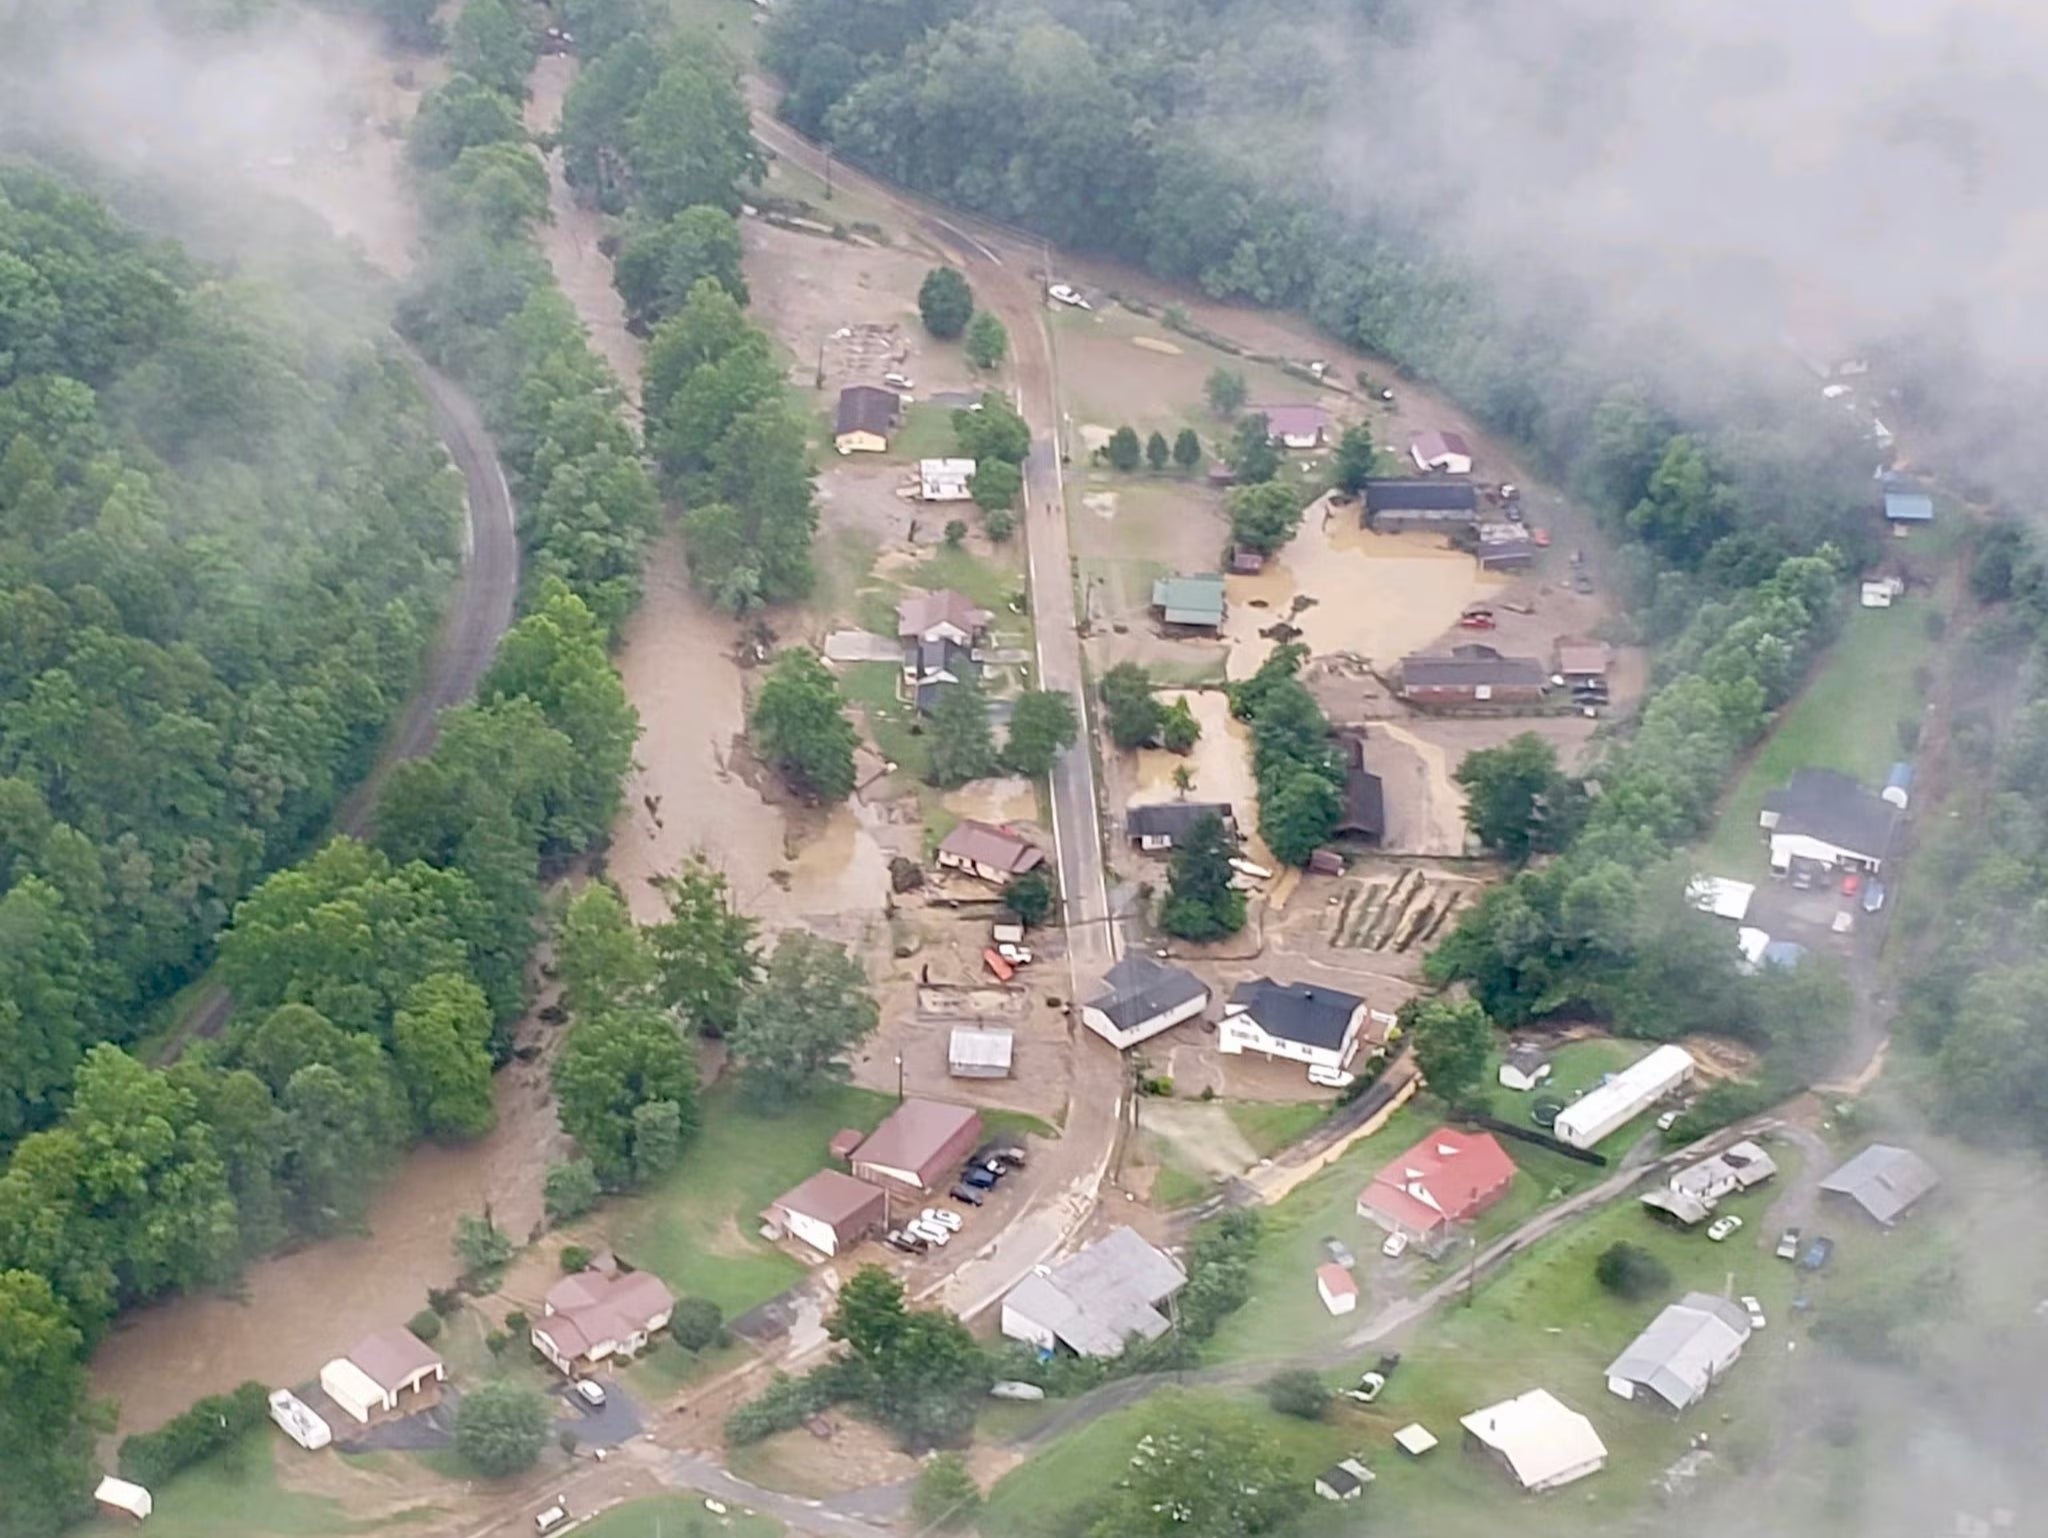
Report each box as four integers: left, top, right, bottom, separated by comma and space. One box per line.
1552, 1045, 1695, 1150
268, 1389, 333, 1451
1221, 977, 1371, 1078
1316, 1263, 1358, 1316
1668, 1140, 1778, 1210
1460, 1389, 1607, 1492
763, 1168, 889, 1257
1409, 428, 1473, 475
1860, 576, 1904, 608
531, 1267, 677, 1375
918, 458, 977, 502
319, 1329, 446, 1424
1079, 955, 1210, 1050
1605, 1294, 1751, 1411
1759, 769, 1898, 875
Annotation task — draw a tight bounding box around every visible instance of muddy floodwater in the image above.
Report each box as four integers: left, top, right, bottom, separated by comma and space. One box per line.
92, 1058, 563, 1435
1126, 690, 1274, 866
1223, 507, 1508, 679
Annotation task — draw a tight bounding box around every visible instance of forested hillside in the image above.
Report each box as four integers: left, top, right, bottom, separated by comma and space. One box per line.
0, 166, 459, 1135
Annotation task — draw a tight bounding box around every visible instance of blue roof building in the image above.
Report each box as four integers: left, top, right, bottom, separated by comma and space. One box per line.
1883, 491, 1934, 524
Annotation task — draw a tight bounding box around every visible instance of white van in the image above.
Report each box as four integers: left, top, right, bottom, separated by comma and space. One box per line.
535, 1503, 570, 1534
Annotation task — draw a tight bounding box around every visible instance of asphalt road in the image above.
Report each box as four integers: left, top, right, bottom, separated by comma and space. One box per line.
169, 346, 520, 1048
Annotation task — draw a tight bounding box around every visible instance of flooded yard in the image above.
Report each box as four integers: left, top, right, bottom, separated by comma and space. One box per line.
1120, 689, 1272, 866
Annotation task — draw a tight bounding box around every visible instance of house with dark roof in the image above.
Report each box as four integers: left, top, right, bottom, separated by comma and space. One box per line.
903, 635, 979, 717
1253, 403, 1330, 449
834, 385, 900, 454
849, 1099, 984, 1193
1410, 429, 1473, 475
1080, 955, 1210, 1050
1819, 1143, 1939, 1226
1333, 732, 1385, 841
1399, 646, 1548, 705
936, 821, 1044, 885
1759, 768, 1898, 874
1356, 1127, 1517, 1250
1222, 977, 1371, 1078
1126, 801, 1236, 852
1362, 478, 1479, 533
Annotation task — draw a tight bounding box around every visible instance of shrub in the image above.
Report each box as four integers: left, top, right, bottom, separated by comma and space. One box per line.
671, 1296, 726, 1352
453, 1211, 514, 1280
456, 1382, 552, 1478
1594, 1241, 1672, 1301
427, 1286, 462, 1316
944, 519, 968, 548
504, 1309, 529, 1336
985, 507, 1015, 542
118, 1382, 268, 1486
544, 1158, 602, 1224
1263, 1368, 1330, 1420
560, 1243, 592, 1273
724, 1362, 863, 1445
911, 1452, 982, 1529
408, 1308, 444, 1342
485, 1329, 511, 1356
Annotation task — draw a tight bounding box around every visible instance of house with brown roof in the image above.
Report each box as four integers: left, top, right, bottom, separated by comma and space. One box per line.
898, 589, 992, 647
936, 820, 1044, 885
531, 1266, 676, 1375
764, 1169, 890, 1257
1254, 403, 1331, 449
849, 1099, 983, 1192
835, 386, 901, 454
318, 1328, 446, 1424
1399, 645, 1547, 705
1553, 638, 1611, 687
1409, 429, 1473, 475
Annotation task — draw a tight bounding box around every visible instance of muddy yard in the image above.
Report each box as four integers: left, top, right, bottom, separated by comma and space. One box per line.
1111, 688, 1272, 867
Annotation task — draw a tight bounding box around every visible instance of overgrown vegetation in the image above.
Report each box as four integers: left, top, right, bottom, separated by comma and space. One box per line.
1229, 643, 1342, 866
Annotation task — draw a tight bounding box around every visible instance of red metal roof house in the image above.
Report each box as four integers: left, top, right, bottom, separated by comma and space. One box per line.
1357, 1127, 1516, 1249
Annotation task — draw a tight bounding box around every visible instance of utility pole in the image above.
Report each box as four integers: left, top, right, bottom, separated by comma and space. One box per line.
894, 1052, 905, 1103
823, 149, 834, 200
1464, 1233, 1479, 1307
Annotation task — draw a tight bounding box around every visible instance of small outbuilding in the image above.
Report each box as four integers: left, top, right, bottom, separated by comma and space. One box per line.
1819, 1143, 1940, 1226
1313, 1459, 1375, 1500
319, 1329, 446, 1425
918, 458, 976, 502
1410, 429, 1473, 475
763, 1168, 890, 1257
1316, 1263, 1359, 1316
1498, 1042, 1553, 1092
1687, 875, 1755, 922
1333, 732, 1385, 842
95, 1477, 153, 1523
1883, 489, 1934, 527
1126, 801, 1235, 852
1394, 1423, 1439, 1457
948, 1025, 1015, 1078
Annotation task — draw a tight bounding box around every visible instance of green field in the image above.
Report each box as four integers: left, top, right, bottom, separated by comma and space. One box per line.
575, 1498, 781, 1538
604, 1082, 895, 1316
76, 1433, 439, 1538
892, 402, 963, 461
1700, 602, 1939, 876
1227, 1101, 1329, 1158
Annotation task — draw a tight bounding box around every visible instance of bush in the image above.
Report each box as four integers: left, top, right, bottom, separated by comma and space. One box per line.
724, 1362, 863, 1445
544, 1158, 602, 1224
1002, 868, 1056, 927
118, 1382, 270, 1486
918, 267, 973, 339
427, 1286, 462, 1316
985, 507, 1015, 542
1594, 1241, 1672, 1301
453, 1211, 514, 1280
671, 1296, 726, 1352
560, 1243, 592, 1273
408, 1308, 444, 1342
485, 1329, 511, 1356
911, 1452, 982, 1530
505, 1309, 529, 1336
456, 1381, 552, 1478
1263, 1368, 1330, 1420
944, 518, 968, 547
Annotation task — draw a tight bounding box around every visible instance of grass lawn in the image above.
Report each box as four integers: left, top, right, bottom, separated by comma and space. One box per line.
892, 402, 963, 461
76, 1432, 439, 1538
903, 543, 1028, 615
1226, 1100, 1328, 1158
1143, 1132, 1213, 1209
622, 1336, 752, 1399
841, 660, 928, 782
604, 1082, 895, 1316
1699, 602, 1939, 876
576, 1498, 781, 1538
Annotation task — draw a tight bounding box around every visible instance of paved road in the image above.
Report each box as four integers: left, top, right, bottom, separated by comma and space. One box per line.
168, 347, 521, 1048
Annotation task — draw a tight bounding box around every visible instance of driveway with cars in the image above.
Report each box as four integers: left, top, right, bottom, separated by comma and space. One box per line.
552, 1375, 642, 1449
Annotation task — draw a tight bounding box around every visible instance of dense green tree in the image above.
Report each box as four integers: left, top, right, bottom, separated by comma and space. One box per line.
670, 1296, 725, 1351
368, 0, 442, 49
918, 267, 974, 339
1204, 368, 1247, 416
964, 311, 1008, 370
826, 1266, 990, 1449
677, 400, 819, 610
1172, 426, 1202, 470
1001, 689, 1079, 778
1088, 1412, 1294, 1538
555, 883, 658, 1022
560, 34, 666, 205
543, 1158, 601, 1225
1145, 430, 1170, 471
276, 1052, 411, 1237
728, 932, 878, 1109
925, 677, 996, 788
1331, 423, 1376, 495
393, 974, 496, 1141
1263, 1367, 1329, 1420
1106, 425, 1142, 471
456, 1381, 551, 1477
1104, 666, 1168, 753
649, 858, 760, 1037
627, 56, 763, 219
1002, 868, 1055, 927
1159, 697, 1200, 754
953, 393, 1031, 464
1454, 734, 1582, 862
410, 75, 527, 171
752, 649, 859, 802
613, 207, 748, 331
1259, 766, 1340, 867
0, 1269, 95, 1538
1595, 1241, 1672, 1301
1229, 413, 1281, 484
449, 0, 533, 99
1227, 480, 1304, 555
969, 457, 1021, 512
1628, 435, 1735, 567
452, 1210, 514, 1280
1159, 813, 1245, 942
440, 141, 550, 238
1407, 997, 1494, 1107
826, 1265, 908, 1361
553, 1006, 699, 1186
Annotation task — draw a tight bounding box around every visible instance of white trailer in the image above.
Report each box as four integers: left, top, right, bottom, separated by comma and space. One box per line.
1553, 1045, 1695, 1150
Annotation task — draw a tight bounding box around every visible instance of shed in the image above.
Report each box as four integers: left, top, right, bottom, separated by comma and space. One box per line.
764, 1168, 890, 1257
1316, 1262, 1359, 1316
828, 1127, 867, 1161
1641, 1187, 1712, 1228
1313, 1459, 1375, 1500
1819, 1143, 1939, 1226
949, 1026, 1015, 1078
1334, 732, 1385, 841
1394, 1424, 1439, 1457
1460, 1389, 1607, 1492
1410, 429, 1473, 475
95, 1478, 153, 1522
1498, 1042, 1553, 1092
319, 1328, 446, 1424
1687, 875, 1755, 922
1150, 573, 1227, 630
849, 1099, 983, 1192
1883, 761, 1913, 809
1883, 490, 1934, 525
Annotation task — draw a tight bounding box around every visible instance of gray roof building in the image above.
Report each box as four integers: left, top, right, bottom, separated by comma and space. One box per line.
999, 1227, 1188, 1358
1085, 956, 1208, 1035
1819, 1143, 1939, 1226
1226, 977, 1364, 1052
1363, 479, 1479, 515
1126, 801, 1235, 848
1760, 769, 1899, 865
1399, 647, 1548, 694
1604, 1293, 1751, 1411
835, 385, 900, 438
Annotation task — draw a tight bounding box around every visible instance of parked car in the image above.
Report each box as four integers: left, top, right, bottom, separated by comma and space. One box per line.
1741, 1295, 1767, 1330
1656, 1109, 1681, 1131
1323, 1238, 1358, 1269
907, 1218, 950, 1247
1862, 880, 1886, 913
884, 1229, 927, 1254
883, 371, 914, 390
1800, 1236, 1836, 1271
1308, 1064, 1356, 1089
1347, 1372, 1387, 1404
535, 1505, 570, 1535
949, 1183, 986, 1206
989, 1381, 1046, 1401
1707, 1214, 1744, 1242
961, 1166, 998, 1190
989, 1145, 1028, 1167
1381, 1231, 1409, 1259
1776, 1227, 1802, 1261
1047, 283, 1090, 309
921, 1207, 963, 1233
573, 1379, 606, 1408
